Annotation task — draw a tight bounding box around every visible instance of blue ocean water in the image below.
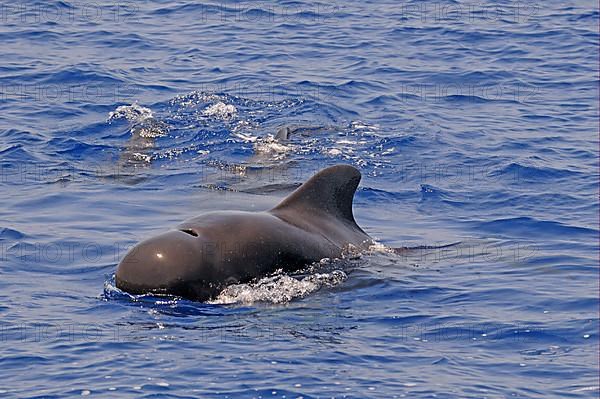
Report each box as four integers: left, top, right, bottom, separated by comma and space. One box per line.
0, 0, 598, 397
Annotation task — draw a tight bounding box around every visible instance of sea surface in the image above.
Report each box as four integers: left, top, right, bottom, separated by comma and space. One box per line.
0, 1, 598, 398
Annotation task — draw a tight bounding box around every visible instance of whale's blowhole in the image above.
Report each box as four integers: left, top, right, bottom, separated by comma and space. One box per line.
180, 228, 199, 237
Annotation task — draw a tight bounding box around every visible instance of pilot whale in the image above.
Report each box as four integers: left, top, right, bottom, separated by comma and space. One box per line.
115, 164, 374, 301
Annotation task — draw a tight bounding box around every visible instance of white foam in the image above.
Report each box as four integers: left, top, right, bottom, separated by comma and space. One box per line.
254, 136, 293, 156
108, 103, 168, 138
130, 152, 153, 163
367, 241, 393, 253
209, 270, 347, 305
135, 124, 167, 138
232, 131, 258, 143
203, 102, 237, 119
108, 103, 154, 123
172, 91, 221, 107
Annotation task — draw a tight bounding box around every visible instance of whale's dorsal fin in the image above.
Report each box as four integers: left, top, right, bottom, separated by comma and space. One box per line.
275, 126, 292, 141
271, 164, 361, 226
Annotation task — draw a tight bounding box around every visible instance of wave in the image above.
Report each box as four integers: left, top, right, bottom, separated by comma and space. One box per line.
475, 216, 597, 239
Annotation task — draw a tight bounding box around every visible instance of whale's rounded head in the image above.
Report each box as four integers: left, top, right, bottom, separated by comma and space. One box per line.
115, 229, 217, 300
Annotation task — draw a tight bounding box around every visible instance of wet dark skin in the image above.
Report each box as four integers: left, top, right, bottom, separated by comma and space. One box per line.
116, 165, 373, 301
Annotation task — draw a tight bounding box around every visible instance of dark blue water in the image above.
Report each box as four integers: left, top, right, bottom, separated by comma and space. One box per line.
1, 1, 598, 397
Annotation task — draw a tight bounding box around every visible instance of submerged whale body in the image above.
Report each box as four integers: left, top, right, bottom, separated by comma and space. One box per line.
115, 164, 373, 301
